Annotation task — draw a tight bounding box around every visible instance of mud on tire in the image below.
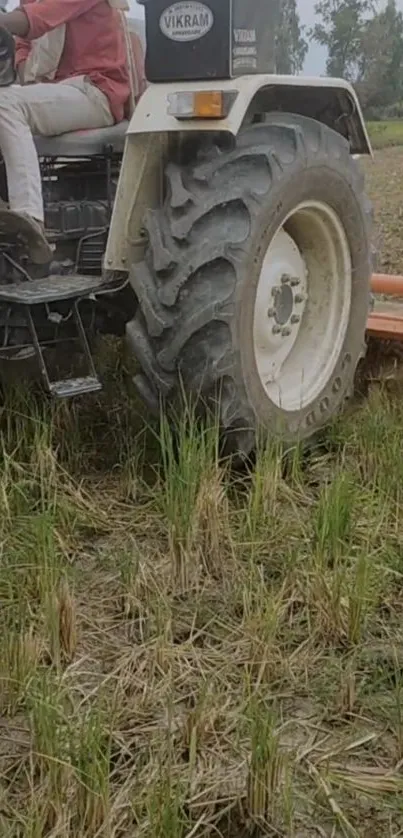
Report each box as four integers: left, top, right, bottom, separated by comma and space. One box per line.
127, 113, 372, 456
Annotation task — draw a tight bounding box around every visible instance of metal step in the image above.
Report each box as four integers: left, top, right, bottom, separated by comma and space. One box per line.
22, 296, 103, 399
0, 274, 108, 305
49, 376, 102, 399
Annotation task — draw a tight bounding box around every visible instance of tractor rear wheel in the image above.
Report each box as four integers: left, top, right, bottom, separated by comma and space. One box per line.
127, 113, 372, 455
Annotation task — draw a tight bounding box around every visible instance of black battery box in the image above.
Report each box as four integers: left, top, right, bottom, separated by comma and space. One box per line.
137, 0, 277, 83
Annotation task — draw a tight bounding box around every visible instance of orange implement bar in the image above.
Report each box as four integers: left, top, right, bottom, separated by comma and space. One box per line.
368, 274, 403, 340
367, 311, 403, 340
371, 274, 403, 296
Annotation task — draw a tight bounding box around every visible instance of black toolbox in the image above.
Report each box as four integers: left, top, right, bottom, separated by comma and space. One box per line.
138, 0, 278, 82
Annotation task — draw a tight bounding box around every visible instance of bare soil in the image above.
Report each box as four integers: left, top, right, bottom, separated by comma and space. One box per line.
364, 147, 403, 274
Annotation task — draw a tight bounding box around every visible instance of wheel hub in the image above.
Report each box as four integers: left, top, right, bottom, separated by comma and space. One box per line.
271, 279, 294, 325
254, 229, 307, 387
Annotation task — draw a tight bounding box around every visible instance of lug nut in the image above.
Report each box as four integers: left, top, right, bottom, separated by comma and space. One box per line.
282, 327, 291, 337
272, 325, 281, 335
291, 314, 300, 324
294, 294, 305, 304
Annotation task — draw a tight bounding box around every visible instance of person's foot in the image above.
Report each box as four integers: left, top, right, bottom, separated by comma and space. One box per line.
0, 207, 53, 264
17, 211, 54, 264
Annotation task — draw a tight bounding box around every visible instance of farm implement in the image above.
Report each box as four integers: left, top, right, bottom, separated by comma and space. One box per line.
369, 275, 403, 341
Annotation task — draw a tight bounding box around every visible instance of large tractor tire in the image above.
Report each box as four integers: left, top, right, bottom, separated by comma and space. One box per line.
127, 113, 372, 455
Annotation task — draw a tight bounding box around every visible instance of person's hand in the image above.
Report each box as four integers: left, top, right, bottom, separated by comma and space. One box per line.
0, 10, 29, 38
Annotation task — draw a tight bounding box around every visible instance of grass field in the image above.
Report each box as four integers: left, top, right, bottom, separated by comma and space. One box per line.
2, 151, 403, 837
367, 121, 403, 150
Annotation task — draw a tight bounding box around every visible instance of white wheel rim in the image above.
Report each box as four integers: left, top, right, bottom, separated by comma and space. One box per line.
253, 201, 352, 413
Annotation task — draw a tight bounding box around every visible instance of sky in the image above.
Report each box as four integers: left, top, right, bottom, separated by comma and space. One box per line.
297, 0, 325, 75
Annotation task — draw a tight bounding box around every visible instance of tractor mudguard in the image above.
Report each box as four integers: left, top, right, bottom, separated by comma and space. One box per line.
126, 75, 372, 157
104, 75, 371, 273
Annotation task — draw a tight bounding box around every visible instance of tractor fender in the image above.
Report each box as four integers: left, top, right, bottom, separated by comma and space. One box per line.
104, 75, 371, 273
127, 74, 372, 157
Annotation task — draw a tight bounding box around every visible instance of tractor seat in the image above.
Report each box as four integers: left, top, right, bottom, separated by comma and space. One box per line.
34, 121, 128, 158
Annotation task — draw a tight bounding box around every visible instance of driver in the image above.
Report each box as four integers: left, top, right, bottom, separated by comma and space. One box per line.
0, 0, 130, 263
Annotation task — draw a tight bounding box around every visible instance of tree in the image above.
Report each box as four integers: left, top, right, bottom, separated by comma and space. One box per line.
310, 0, 403, 112
311, 0, 376, 80
311, 0, 403, 112
274, 0, 308, 74
357, 0, 403, 108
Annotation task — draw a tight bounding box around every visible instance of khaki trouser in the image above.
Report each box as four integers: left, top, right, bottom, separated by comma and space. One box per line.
0, 76, 113, 222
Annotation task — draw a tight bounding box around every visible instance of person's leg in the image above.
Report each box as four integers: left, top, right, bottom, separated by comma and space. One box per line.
0, 78, 113, 222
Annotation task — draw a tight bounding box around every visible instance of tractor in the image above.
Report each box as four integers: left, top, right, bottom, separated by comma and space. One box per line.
0, 0, 377, 456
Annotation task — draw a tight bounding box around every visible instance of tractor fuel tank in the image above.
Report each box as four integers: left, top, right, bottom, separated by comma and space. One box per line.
138, 0, 278, 82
